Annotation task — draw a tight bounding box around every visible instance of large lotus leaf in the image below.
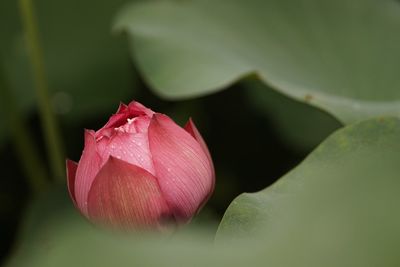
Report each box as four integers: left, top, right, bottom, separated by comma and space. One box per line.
115, 0, 400, 124
0, 0, 134, 125
216, 117, 400, 266
244, 79, 341, 152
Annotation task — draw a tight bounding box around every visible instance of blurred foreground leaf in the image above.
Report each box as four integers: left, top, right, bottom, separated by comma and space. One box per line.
6, 117, 400, 266
5, 186, 250, 267
115, 0, 400, 124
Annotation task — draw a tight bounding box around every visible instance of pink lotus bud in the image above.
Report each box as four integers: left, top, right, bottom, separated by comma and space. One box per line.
66, 101, 215, 230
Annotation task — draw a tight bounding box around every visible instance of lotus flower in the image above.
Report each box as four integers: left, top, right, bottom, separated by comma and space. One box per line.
66, 101, 214, 229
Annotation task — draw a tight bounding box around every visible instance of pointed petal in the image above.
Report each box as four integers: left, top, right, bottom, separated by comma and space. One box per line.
148, 114, 214, 222
184, 118, 215, 207
184, 118, 213, 167
116, 102, 128, 114
66, 159, 78, 206
128, 101, 154, 117
87, 157, 172, 229
74, 130, 102, 215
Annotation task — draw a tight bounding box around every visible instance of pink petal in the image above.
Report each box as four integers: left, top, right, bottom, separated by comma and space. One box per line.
87, 157, 173, 229
132, 115, 151, 133
98, 131, 155, 176
184, 119, 215, 206
66, 159, 78, 206
128, 101, 154, 117
116, 102, 128, 114
148, 114, 215, 222
74, 130, 102, 216
184, 118, 214, 169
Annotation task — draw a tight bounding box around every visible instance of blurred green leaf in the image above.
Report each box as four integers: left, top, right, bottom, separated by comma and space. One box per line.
115, 0, 400, 124
217, 117, 400, 265
245, 79, 341, 152
1, 0, 135, 126
6, 117, 400, 267
5, 185, 250, 267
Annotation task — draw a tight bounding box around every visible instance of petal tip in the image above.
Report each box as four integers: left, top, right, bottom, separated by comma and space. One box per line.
184, 118, 196, 135
116, 102, 128, 113
84, 129, 96, 137
151, 113, 172, 126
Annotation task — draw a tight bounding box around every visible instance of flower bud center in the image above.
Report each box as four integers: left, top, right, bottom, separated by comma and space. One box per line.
114, 117, 137, 134
113, 116, 151, 136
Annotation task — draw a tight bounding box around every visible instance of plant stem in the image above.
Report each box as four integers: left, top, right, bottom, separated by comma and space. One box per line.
18, 0, 65, 181
0, 66, 48, 194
